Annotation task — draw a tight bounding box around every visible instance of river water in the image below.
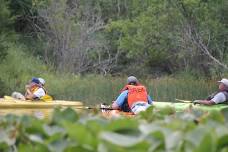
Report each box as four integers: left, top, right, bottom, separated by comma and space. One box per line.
0, 108, 83, 119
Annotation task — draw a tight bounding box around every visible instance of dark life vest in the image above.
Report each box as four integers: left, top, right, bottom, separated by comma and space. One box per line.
207, 91, 228, 101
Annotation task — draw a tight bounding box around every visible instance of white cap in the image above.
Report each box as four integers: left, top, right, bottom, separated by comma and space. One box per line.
38, 78, 45, 85
218, 78, 228, 87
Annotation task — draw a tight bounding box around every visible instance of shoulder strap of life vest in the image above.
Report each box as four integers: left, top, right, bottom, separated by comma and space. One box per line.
120, 83, 142, 93
206, 91, 218, 100
31, 85, 40, 94
207, 91, 228, 101
222, 91, 228, 101
127, 85, 148, 108
41, 86, 47, 94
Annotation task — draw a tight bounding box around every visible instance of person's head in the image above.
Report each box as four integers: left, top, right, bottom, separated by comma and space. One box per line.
38, 78, 45, 86
31, 77, 40, 84
127, 76, 138, 85
218, 78, 228, 91
28, 77, 40, 89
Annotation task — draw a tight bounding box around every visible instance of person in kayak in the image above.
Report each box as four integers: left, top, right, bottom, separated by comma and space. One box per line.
37, 77, 53, 101
25, 77, 53, 101
11, 77, 41, 100
112, 76, 153, 114
193, 78, 228, 105
12, 77, 52, 101
25, 77, 46, 100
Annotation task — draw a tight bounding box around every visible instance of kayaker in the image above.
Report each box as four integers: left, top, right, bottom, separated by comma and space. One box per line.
37, 77, 53, 101
38, 78, 45, 87
112, 76, 153, 114
194, 78, 228, 105
25, 77, 46, 100
11, 77, 52, 101
11, 77, 40, 100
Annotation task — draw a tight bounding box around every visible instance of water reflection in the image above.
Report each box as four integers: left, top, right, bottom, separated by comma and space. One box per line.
0, 108, 82, 119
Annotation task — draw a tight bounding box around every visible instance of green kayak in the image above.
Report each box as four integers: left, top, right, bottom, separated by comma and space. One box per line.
153, 101, 228, 112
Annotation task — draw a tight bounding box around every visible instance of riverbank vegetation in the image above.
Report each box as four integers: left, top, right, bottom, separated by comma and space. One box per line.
0, 0, 227, 103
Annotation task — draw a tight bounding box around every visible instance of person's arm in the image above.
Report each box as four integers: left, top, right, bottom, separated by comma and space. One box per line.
25, 83, 35, 97
33, 88, 46, 98
147, 95, 153, 104
25, 89, 29, 97
112, 90, 128, 110
194, 92, 226, 105
194, 100, 215, 105
25, 88, 45, 100
25, 92, 37, 100
112, 102, 120, 110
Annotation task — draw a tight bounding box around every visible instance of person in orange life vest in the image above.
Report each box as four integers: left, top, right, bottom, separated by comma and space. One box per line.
120, 77, 142, 92
193, 78, 228, 105
112, 76, 153, 114
25, 77, 46, 100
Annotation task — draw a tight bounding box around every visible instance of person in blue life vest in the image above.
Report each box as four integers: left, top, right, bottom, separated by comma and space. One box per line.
112, 76, 153, 114
193, 78, 228, 105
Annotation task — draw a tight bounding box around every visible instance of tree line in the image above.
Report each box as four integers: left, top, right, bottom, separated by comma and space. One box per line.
0, 0, 227, 77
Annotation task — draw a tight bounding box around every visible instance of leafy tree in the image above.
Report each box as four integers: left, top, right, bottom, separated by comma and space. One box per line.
0, 0, 13, 62
107, 0, 228, 75
106, 0, 181, 74
1, 0, 227, 76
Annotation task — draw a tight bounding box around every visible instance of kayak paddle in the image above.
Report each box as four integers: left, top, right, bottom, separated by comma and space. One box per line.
175, 98, 193, 103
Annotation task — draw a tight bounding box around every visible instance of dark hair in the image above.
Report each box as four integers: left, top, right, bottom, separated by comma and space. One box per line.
128, 82, 137, 85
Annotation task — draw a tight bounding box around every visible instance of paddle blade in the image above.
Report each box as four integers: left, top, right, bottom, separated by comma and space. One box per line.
4, 95, 15, 100
175, 98, 193, 103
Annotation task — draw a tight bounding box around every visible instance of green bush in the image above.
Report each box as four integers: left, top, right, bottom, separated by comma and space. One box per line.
0, 107, 227, 152
0, 78, 7, 97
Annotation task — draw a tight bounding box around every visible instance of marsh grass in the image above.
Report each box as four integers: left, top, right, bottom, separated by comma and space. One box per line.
144, 77, 216, 102
0, 43, 226, 105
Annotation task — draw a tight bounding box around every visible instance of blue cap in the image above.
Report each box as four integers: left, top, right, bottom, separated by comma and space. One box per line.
31, 77, 40, 84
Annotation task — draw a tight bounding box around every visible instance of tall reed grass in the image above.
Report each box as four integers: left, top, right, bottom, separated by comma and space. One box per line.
0, 43, 227, 105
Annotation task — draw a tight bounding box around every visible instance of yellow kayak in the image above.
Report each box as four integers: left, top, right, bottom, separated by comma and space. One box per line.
0, 96, 83, 109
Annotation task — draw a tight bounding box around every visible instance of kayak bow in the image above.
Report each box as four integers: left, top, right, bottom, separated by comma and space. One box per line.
0, 96, 83, 109
153, 101, 228, 112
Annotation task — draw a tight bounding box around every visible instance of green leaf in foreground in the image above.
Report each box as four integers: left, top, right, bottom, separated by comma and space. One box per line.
105, 118, 139, 134
100, 131, 144, 147
100, 131, 149, 152
215, 125, 228, 151
43, 124, 65, 136
62, 121, 97, 151
18, 143, 49, 152
51, 108, 78, 125
185, 126, 216, 152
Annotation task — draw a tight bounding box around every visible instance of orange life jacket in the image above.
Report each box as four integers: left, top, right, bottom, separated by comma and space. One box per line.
127, 85, 148, 108
30, 84, 40, 94
30, 84, 53, 101
30, 83, 47, 94
120, 83, 142, 93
